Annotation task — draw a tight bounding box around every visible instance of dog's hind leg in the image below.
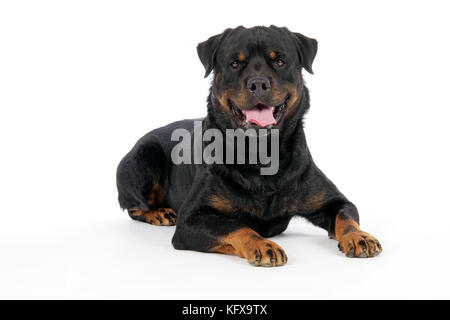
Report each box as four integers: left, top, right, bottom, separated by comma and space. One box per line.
127, 183, 177, 226
116, 134, 177, 226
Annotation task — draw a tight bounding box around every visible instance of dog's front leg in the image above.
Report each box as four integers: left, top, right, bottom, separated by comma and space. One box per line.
333, 204, 383, 258
172, 210, 287, 267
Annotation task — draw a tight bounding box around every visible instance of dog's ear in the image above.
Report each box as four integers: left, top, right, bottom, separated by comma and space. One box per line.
197, 29, 232, 78
291, 31, 318, 74
270, 26, 318, 74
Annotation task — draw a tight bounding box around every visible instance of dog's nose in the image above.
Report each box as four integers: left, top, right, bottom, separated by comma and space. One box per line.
247, 77, 271, 97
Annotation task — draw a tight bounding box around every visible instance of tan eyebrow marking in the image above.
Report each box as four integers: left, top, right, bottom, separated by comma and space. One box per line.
269, 51, 276, 59
237, 52, 246, 62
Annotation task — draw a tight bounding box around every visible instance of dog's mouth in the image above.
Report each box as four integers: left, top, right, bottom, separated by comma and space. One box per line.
229, 96, 289, 128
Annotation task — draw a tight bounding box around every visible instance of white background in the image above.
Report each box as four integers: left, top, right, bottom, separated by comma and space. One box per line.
1, 0, 449, 299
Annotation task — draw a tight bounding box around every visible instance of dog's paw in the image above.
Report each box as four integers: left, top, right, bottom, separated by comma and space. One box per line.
245, 239, 288, 267
144, 208, 177, 226
337, 231, 382, 258
129, 208, 177, 226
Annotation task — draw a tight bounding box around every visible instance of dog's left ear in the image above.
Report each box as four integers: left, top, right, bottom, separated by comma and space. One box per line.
197, 28, 232, 78
291, 32, 318, 74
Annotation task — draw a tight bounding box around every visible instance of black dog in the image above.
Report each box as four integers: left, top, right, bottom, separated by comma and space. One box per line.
116, 26, 382, 266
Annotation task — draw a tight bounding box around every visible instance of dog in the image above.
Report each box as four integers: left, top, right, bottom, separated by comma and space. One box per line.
116, 25, 382, 266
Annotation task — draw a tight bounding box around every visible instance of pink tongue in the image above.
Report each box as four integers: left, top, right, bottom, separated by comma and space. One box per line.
245, 106, 276, 127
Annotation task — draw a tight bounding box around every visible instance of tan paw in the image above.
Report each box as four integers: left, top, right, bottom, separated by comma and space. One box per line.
213, 228, 288, 267
338, 231, 382, 258
129, 208, 177, 226
244, 238, 288, 267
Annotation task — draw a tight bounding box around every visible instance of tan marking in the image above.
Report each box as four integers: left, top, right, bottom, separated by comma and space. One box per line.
302, 190, 326, 211
285, 190, 326, 214
213, 244, 236, 255
237, 52, 246, 62
214, 88, 231, 110
213, 87, 247, 113
272, 71, 304, 118
285, 83, 300, 116
335, 214, 382, 258
215, 228, 261, 258
143, 207, 177, 226
269, 51, 276, 59
269, 87, 285, 103
210, 195, 234, 212
214, 72, 220, 85
210, 195, 260, 216
335, 214, 361, 241
129, 208, 143, 216
242, 206, 259, 216
148, 183, 166, 207
211, 227, 287, 266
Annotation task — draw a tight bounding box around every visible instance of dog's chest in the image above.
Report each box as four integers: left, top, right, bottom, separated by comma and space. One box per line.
234, 192, 292, 219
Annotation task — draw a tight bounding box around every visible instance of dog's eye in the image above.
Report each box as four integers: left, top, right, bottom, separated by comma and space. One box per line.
275, 58, 285, 67
230, 61, 240, 69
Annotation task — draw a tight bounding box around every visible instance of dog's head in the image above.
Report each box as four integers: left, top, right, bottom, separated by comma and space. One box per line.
198, 25, 317, 131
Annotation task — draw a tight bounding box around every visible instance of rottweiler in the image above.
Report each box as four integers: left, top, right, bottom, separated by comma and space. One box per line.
116, 25, 382, 266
